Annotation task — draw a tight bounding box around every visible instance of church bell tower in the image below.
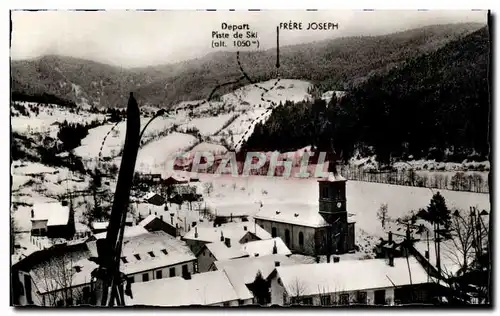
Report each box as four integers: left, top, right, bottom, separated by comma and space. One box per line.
317, 149, 348, 254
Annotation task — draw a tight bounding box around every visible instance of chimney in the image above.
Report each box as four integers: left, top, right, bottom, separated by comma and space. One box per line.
388, 253, 394, 267
194, 227, 198, 238
61, 200, 69, 207
31, 210, 34, 218
224, 237, 231, 248
388, 231, 393, 243
171, 216, 174, 225
275, 261, 280, 267
272, 240, 278, 254
243, 226, 247, 231
220, 231, 224, 242
230, 213, 233, 222
160, 215, 163, 221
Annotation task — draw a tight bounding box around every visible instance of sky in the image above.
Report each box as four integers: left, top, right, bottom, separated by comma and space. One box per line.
10, 10, 487, 68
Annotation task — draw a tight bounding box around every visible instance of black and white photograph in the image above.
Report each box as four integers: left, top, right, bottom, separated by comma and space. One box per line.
9, 9, 492, 307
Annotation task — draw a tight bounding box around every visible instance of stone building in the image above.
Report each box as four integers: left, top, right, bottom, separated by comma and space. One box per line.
254, 166, 355, 256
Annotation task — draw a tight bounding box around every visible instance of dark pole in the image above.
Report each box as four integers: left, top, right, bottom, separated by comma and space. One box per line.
93, 93, 140, 306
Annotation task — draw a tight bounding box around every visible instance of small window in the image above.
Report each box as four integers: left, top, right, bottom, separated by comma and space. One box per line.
161, 249, 168, 255
238, 299, 244, 306
134, 254, 141, 260
356, 291, 367, 304
56, 300, 64, 307
321, 295, 331, 306
148, 251, 156, 258
271, 227, 277, 238
182, 264, 189, 275
74, 266, 81, 273
128, 277, 134, 284
223, 301, 230, 307
65, 298, 73, 306
169, 267, 176, 277
340, 293, 350, 305
121, 256, 128, 264
156, 270, 163, 279
142, 273, 149, 282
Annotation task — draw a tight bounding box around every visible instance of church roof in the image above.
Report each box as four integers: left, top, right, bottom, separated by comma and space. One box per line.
254, 203, 330, 228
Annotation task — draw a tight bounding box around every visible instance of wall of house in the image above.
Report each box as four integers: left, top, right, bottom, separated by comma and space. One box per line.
128, 260, 196, 283
207, 299, 239, 307
254, 219, 317, 255
197, 248, 216, 273
269, 273, 397, 306
269, 273, 286, 305
239, 231, 261, 244
184, 239, 209, 256
31, 220, 48, 236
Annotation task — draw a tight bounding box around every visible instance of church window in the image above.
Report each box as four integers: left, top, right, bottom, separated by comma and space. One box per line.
299, 232, 304, 247
272, 227, 277, 238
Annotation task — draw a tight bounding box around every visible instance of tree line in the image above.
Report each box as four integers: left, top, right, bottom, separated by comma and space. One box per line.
241, 27, 490, 166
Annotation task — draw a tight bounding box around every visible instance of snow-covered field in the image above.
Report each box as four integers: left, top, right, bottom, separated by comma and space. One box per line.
11, 102, 107, 137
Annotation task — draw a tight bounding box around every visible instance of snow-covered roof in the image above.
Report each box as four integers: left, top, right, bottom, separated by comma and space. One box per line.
91, 221, 109, 230
92, 225, 149, 240
89, 231, 196, 275
241, 237, 292, 257
144, 192, 163, 201
189, 142, 228, 155
205, 241, 249, 261
275, 256, 431, 297
32, 202, 71, 227
29, 244, 97, 294
126, 270, 238, 306
138, 215, 158, 227
254, 203, 330, 228
214, 255, 297, 300
183, 221, 271, 243
318, 171, 347, 182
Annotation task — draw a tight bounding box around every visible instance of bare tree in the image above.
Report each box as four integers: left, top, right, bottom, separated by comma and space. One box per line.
288, 277, 308, 305
203, 182, 214, 196
32, 253, 90, 306
377, 203, 389, 230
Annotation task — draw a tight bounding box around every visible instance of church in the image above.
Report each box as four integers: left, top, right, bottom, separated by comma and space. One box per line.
254, 164, 356, 256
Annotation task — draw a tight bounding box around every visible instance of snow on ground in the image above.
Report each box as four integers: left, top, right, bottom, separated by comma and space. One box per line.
129, 132, 198, 174
189, 142, 228, 155
321, 90, 347, 104
75, 116, 178, 161
178, 114, 235, 136
11, 102, 106, 137
222, 79, 312, 107
194, 174, 490, 237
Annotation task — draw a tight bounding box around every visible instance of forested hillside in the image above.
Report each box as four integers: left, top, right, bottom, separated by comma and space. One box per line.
11, 23, 482, 108
242, 27, 490, 163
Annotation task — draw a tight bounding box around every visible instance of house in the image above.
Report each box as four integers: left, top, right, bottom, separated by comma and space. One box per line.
210, 254, 298, 305
268, 256, 441, 306
12, 240, 97, 307
183, 221, 272, 255
138, 215, 177, 237
90, 221, 109, 234
254, 167, 355, 256
89, 225, 149, 240
197, 238, 249, 273
196, 237, 291, 273
125, 270, 239, 307
30, 202, 75, 239
143, 192, 166, 206
88, 231, 197, 283
242, 237, 292, 257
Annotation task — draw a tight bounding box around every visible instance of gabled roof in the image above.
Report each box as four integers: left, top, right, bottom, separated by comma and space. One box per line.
126, 270, 238, 306
241, 237, 292, 257
274, 257, 432, 297
254, 203, 330, 228
27, 243, 97, 294
214, 255, 297, 300
92, 225, 148, 240
88, 231, 196, 275
205, 242, 249, 261
183, 221, 271, 243
91, 221, 109, 230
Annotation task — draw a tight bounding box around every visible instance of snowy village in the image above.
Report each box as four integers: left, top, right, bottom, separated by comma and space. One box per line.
10, 10, 491, 307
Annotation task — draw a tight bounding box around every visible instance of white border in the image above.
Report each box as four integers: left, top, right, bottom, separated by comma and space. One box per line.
2, 1, 498, 315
